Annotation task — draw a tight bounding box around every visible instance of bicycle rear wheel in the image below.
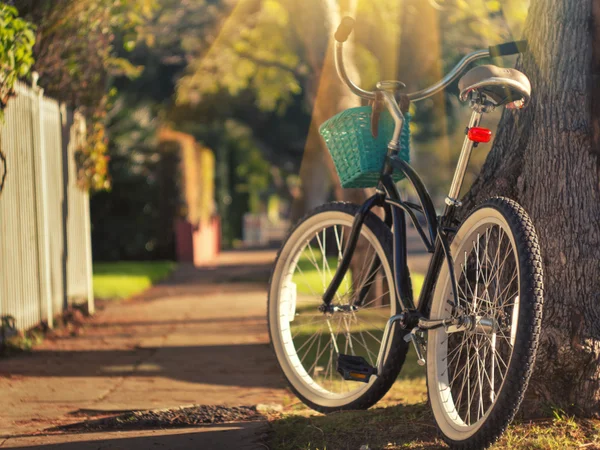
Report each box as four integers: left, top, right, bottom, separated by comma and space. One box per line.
268, 202, 409, 413
427, 197, 544, 449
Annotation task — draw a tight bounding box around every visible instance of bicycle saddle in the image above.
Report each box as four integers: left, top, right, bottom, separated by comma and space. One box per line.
458, 65, 531, 108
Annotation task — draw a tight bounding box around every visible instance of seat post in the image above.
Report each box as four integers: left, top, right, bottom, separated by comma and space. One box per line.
445, 110, 483, 209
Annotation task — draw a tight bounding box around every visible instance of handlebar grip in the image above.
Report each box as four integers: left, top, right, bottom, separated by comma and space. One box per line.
335, 17, 355, 43
489, 40, 528, 57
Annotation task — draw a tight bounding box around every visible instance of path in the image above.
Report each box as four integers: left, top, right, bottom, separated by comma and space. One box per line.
0, 228, 430, 449
0, 249, 284, 449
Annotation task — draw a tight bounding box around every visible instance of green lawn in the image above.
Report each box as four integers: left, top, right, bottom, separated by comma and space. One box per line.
284, 249, 427, 402
269, 399, 600, 449
269, 266, 593, 450
292, 250, 425, 299
93, 261, 176, 299
269, 356, 600, 450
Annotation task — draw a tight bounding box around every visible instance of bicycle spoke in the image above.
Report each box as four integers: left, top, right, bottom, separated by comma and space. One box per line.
439, 223, 521, 427
279, 218, 394, 397
333, 225, 352, 296
354, 329, 379, 366
293, 263, 320, 298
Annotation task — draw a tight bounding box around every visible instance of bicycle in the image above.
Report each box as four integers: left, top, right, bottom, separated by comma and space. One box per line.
268, 17, 544, 449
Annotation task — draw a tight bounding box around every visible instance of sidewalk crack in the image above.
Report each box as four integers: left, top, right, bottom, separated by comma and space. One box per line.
93, 323, 176, 404
94, 346, 160, 404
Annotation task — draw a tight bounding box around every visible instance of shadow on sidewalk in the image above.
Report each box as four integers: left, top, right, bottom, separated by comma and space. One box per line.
3, 422, 267, 450
77, 314, 268, 330
0, 343, 284, 389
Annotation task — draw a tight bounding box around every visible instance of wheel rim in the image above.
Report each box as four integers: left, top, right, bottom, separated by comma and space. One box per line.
274, 213, 394, 403
429, 210, 520, 439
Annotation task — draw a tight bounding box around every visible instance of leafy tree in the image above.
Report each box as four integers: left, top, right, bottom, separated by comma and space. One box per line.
112, 0, 225, 105
13, 0, 156, 191
176, 0, 365, 214
0, 4, 35, 113
175, 0, 528, 214
14, 0, 155, 108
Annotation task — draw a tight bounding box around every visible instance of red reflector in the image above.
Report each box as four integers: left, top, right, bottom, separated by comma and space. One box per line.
468, 127, 492, 143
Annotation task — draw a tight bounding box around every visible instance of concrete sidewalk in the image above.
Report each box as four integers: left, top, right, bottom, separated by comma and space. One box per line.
0, 237, 429, 449
0, 249, 285, 449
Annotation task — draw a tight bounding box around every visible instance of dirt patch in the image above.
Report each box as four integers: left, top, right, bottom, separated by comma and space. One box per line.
54, 405, 265, 432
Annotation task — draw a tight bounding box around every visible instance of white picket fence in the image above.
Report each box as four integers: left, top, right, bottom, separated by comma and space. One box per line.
0, 81, 94, 333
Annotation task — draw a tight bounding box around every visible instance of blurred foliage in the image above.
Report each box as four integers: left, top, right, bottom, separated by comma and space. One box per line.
230, 122, 272, 215
74, 106, 112, 191
177, 0, 305, 112
111, 0, 224, 105
99, 0, 302, 252
13, 0, 156, 108
13, 0, 157, 192
160, 128, 216, 226
90, 100, 174, 260
197, 146, 216, 224
174, 0, 529, 207
0, 4, 35, 114
175, 0, 526, 113
89, 0, 530, 258
176, 119, 275, 247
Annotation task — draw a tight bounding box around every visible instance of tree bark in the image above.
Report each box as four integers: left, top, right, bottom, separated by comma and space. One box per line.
462, 0, 600, 416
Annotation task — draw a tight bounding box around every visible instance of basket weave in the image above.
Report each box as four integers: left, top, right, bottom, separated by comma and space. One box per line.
319, 106, 410, 188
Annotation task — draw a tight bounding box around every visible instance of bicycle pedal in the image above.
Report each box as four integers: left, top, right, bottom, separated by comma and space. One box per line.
336, 354, 377, 383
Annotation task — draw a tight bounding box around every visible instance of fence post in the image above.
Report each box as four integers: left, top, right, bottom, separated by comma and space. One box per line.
76, 115, 95, 315
59, 103, 69, 311
32, 73, 54, 328
83, 190, 94, 315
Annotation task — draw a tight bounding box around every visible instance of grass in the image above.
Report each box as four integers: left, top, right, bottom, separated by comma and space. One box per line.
270, 402, 439, 450
269, 355, 600, 450
497, 413, 600, 449
269, 400, 600, 450
293, 254, 351, 296
269, 264, 597, 449
93, 261, 176, 299
268, 360, 600, 450
284, 256, 426, 397
0, 327, 44, 356
292, 250, 425, 299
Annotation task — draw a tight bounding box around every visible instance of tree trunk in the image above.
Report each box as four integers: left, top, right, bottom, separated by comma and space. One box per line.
462, 0, 600, 416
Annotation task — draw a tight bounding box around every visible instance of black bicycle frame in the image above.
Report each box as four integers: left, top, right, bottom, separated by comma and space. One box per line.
321, 154, 461, 327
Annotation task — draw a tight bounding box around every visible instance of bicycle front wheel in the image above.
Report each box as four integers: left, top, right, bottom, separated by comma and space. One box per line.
268, 202, 409, 413
427, 197, 544, 449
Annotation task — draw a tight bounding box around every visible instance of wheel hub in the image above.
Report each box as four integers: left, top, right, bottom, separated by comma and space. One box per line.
445, 315, 498, 335
318, 303, 358, 314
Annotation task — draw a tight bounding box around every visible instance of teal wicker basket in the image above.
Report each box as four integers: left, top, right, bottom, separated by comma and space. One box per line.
319, 106, 410, 188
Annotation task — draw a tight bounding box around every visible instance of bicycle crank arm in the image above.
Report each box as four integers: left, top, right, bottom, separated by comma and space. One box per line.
376, 314, 405, 374
376, 313, 428, 371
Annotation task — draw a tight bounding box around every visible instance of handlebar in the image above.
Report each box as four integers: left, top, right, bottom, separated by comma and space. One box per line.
333, 16, 528, 103
334, 16, 355, 43
406, 49, 489, 101
334, 42, 376, 100
489, 40, 528, 58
